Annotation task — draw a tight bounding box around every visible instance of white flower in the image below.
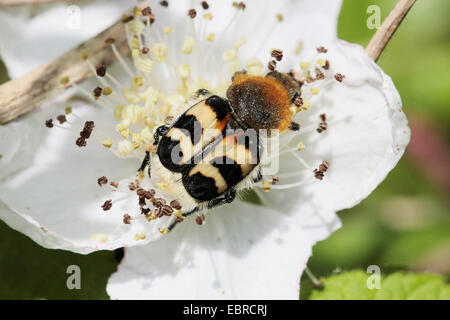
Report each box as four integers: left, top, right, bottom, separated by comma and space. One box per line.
0, 0, 410, 299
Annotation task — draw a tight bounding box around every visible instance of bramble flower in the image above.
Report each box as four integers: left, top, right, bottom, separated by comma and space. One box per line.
0, 0, 409, 299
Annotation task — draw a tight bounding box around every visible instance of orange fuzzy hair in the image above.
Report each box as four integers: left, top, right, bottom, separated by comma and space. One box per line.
226, 73, 292, 132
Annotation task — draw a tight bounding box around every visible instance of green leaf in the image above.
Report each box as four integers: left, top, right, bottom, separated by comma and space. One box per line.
0, 220, 118, 299
309, 270, 450, 300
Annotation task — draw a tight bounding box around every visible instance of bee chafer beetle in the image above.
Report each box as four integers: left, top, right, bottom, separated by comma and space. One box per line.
139, 70, 302, 231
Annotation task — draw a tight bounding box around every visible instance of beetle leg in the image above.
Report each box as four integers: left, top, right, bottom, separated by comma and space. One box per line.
137, 150, 151, 178
207, 189, 236, 209
153, 125, 170, 145
167, 207, 199, 231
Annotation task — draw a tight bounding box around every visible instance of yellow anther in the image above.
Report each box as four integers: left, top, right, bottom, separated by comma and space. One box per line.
134, 56, 155, 73
80, 49, 89, 61
276, 13, 284, 21
297, 141, 305, 151
65, 106, 72, 114
317, 59, 327, 67
90, 233, 108, 243
301, 100, 310, 110
156, 182, 167, 191
158, 228, 169, 235
114, 105, 124, 121
262, 180, 271, 192
245, 57, 263, 76
132, 38, 140, 49
102, 139, 113, 149
140, 126, 153, 143
152, 43, 168, 62
120, 128, 130, 138
132, 133, 142, 149
290, 105, 297, 116
222, 49, 236, 61
310, 87, 320, 95
204, 13, 213, 20
128, 19, 145, 35
145, 210, 157, 221
132, 7, 141, 16
182, 36, 195, 54
233, 38, 246, 50
102, 86, 113, 96
206, 32, 215, 42
300, 61, 310, 70
60, 76, 70, 86
118, 140, 134, 157
294, 41, 303, 55
122, 87, 141, 103
132, 49, 140, 57
134, 233, 146, 241
163, 26, 172, 34
132, 76, 144, 88
178, 64, 191, 79
174, 210, 184, 221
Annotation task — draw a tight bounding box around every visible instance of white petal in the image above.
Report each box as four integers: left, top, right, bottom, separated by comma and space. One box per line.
107, 201, 339, 299
0, 0, 138, 78
0, 90, 178, 254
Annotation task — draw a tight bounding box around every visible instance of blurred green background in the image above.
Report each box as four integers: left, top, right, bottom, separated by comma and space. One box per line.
0, 0, 448, 299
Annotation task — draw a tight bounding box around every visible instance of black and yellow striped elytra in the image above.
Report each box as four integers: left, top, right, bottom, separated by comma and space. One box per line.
156, 95, 262, 203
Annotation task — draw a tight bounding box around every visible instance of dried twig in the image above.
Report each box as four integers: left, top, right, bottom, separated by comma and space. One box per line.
0, 0, 415, 124
365, 0, 416, 61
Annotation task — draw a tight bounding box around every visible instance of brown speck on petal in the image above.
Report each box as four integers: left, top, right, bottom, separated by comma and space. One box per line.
271, 49, 283, 61
123, 214, 132, 224
317, 113, 328, 133
141, 46, 149, 54
159, 0, 168, 7
75, 137, 87, 147
201, 1, 209, 9
153, 198, 166, 208
317, 46, 328, 53
141, 207, 150, 215
319, 160, 330, 172
315, 67, 325, 80
97, 176, 108, 186
234, 1, 246, 10
141, 6, 152, 16
128, 182, 136, 191
294, 96, 303, 107
45, 119, 54, 128
268, 60, 276, 71
323, 60, 330, 70
272, 177, 279, 185
170, 200, 182, 210
314, 169, 324, 180
335, 73, 345, 82
96, 65, 106, 77
56, 114, 67, 124
110, 181, 119, 189
93, 86, 102, 98
162, 205, 174, 216
196, 214, 206, 225
187, 8, 197, 18
101, 200, 112, 211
